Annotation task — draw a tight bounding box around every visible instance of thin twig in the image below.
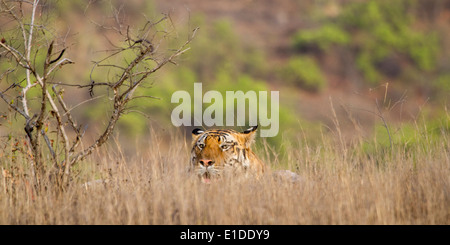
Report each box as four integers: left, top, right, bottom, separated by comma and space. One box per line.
375, 99, 393, 152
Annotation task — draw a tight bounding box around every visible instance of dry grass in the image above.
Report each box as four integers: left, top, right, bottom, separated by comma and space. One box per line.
0, 127, 449, 225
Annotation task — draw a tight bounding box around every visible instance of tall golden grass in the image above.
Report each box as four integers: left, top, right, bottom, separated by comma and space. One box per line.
0, 122, 448, 225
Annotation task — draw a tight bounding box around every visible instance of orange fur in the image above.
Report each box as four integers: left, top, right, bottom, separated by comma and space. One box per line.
190, 126, 265, 182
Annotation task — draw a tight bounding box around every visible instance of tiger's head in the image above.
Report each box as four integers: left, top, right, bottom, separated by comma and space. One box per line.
190, 126, 265, 183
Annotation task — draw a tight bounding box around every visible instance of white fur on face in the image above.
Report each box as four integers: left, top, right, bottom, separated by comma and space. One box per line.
191, 130, 253, 179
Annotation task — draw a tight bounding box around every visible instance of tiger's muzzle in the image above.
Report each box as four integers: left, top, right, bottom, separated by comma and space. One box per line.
196, 159, 220, 184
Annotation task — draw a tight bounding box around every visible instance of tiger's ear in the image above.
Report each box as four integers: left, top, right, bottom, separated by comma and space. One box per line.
192, 128, 204, 136
192, 128, 204, 143
241, 125, 258, 148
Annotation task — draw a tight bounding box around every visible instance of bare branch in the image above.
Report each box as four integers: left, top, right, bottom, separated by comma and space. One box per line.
24, 0, 40, 116
0, 42, 31, 70
119, 27, 198, 102
375, 99, 393, 152
112, 43, 155, 89
45, 58, 74, 77
41, 128, 56, 164
47, 81, 113, 88
1, 0, 28, 53
1, 1, 197, 190
0, 91, 30, 119
130, 95, 161, 101
49, 48, 66, 64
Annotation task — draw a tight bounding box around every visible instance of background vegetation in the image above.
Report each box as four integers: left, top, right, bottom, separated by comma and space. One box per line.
0, 0, 448, 224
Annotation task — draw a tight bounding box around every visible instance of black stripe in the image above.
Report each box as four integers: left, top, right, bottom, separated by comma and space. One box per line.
243, 125, 258, 134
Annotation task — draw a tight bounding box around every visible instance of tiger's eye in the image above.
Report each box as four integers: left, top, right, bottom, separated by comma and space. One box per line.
221, 145, 230, 150
198, 143, 205, 149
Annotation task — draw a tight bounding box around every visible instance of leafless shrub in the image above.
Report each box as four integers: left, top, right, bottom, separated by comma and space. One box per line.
0, 0, 196, 191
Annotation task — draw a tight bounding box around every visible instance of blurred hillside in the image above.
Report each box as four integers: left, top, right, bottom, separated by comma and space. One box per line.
154, 0, 450, 101
1, 0, 449, 153
133, 0, 450, 144
157, 0, 450, 136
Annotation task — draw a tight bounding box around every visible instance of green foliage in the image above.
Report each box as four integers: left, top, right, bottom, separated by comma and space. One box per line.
356, 51, 381, 85
434, 74, 450, 93
185, 17, 240, 81
361, 114, 449, 158
292, 24, 350, 51
403, 32, 439, 72
184, 16, 267, 82
340, 0, 414, 29
340, 0, 439, 82
280, 56, 326, 92
118, 113, 149, 137
291, 0, 440, 85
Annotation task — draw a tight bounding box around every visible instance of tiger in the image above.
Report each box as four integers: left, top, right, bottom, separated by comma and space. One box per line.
190, 125, 265, 183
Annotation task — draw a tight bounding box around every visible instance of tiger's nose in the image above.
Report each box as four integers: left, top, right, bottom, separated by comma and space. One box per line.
199, 159, 215, 167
